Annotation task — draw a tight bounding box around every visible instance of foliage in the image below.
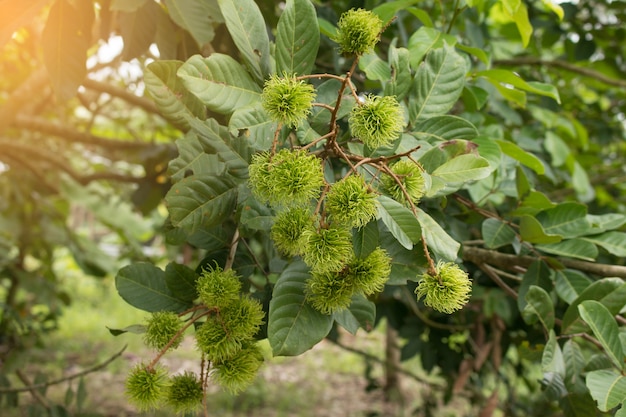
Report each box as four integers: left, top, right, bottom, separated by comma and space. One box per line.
1, 0, 626, 416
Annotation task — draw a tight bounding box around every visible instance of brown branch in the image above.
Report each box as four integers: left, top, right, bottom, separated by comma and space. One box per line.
13, 115, 155, 150
0, 141, 144, 185
0, 68, 49, 130
463, 246, 626, 279
493, 58, 626, 89
82, 78, 161, 115
0, 345, 127, 393
15, 370, 51, 410
476, 262, 518, 299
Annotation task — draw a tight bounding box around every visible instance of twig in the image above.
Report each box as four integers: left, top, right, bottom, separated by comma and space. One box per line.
477, 262, 518, 299
82, 78, 162, 115
402, 287, 471, 331
0, 345, 127, 393
15, 370, 51, 410
463, 246, 626, 279
225, 228, 241, 271
326, 338, 444, 388
493, 58, 626, 89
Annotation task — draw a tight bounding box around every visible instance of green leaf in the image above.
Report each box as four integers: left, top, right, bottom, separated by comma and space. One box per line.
554, 270, 591, 304
578, 300, 625, 371
415, 208, 460, 261
536, 203, 590, 239
372, 0, 422, 23
513, 190, 555, 216
409, 44, 468, 123
187, 117, 251, 179
275, 0, 319, 76
353, 221, 379, 259
165, 174, 238, 234
163, 0, 216, 47
523, 285, 555, 331
431, 154, 491, 184
407, 27, 456, 68
217, 0, 271, 84
542, 330, 565, 375
119, 1, 159, 60
178, 54, 262, 115
384, 45, 412, 100
517, 260, 552, 313
473, 136, 502, 169
165, 262, 198, 303
239, 192, 274, 231
476, 69, 560, 103
562, 278, 626, 333
412, 115, 478, 142
536, 239, 598, 261
482, 218, 516, 249
544, 131, 570, 167
380, 230, 427, 285
116, 262, 191, 313
268, 261, 333, 356
519, 215, 562, 244
456, 44, 490, 65
377, 196, 422, 250
559, 392, 598, 417
582, 232, 626, 257
41, 0, 90, 100
563, 340, 587, 391
144, 61, 206, 131
333, 293, 376, 334
586, 369, 626, 411
500, 0, 533, 47
359, 51, 391, 81
541, 0, 564, 20
586, 214, 626, 235
229, 104, 276, 150
168, 132, 226, 183
107, 324, 146, 336
110, 0, 147, 12
496, 140, 545, 174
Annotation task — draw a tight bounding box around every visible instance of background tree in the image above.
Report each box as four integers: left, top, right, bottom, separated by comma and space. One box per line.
1, 0, 625, 416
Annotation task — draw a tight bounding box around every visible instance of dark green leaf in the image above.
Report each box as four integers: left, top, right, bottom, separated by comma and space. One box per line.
76, 377, 87, 412
268, 261, 333, 356
384, 45, 412, 100
517, 260, 552, 313
582, 232, 626, 257
536, 203, 590, 239
187, 117, 251, 179
536, 239, 598, 261
275, 0, 319, 76
523, 285, 555, 331
406, 27, 456, 68
107, 324, 146, 336
333, 293, 376, 334
409, 44, 467, 123
168, 132, 226, 182
116, 263, 191, 312
165, 262, 198, 302
41, 0, 90, 100
377, 196, 422, 250
163, 0, 217, 47
559, 392, 603, 417
118, 1, 159, 60
563, 340, 586, 392
229, 105, 276, 150
145, 61, 206, 131
178, 54, 262, 115
554, 270, 591, 304
359, 51, 391, 81
482, 218, 516, 249
412, 115, 478, 142
542, 330, 565, 375
496, 140, 545, 175
476, 69, 560, 103
519, 215, 562, 244
165, 174, 238, 234
578, 300, 625, 371
372, 0, 422, 23
562, 278, 626, 333
379, 228, 427, 285
415, 208, 460, 261
217, 0, 271, 84
586, 214, 626, 235
239, 193, 274, 231
353, 221, 379, 258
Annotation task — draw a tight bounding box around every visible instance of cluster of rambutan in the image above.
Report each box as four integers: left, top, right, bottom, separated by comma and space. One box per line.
125, 266, 265, 413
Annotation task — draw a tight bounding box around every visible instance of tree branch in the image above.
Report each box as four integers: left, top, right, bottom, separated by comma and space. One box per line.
0, 345, 127, 393
82, 77, 161, 116
493, 58, 626, 89
463, 246, 626, 279
13, 115, 155, 150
